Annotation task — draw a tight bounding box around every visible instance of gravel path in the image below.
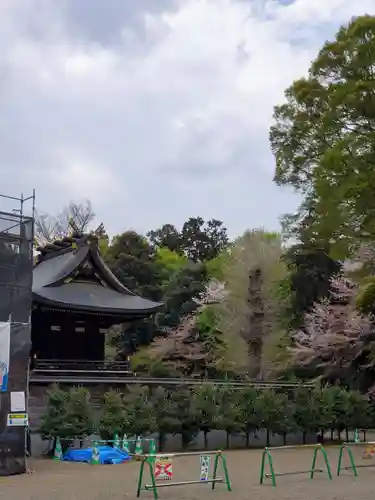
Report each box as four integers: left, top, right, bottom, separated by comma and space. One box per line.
1, 447, 374, 500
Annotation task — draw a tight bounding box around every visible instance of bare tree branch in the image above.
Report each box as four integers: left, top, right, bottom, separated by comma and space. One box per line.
34, 199, 95, 246
64, 200, 95, 233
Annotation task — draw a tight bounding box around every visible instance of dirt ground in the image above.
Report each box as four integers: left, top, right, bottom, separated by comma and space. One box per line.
1, 447, 375, 500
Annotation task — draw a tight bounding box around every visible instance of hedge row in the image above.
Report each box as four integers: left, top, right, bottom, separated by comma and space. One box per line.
40, 384, 373, 449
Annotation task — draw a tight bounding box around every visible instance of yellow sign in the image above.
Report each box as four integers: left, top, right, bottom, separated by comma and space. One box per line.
7, 413, 28, 427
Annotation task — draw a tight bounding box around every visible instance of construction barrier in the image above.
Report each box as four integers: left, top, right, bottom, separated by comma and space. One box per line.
260, 444, 332, 487
337, 441, 375, 477
136, 450, 232, 499
94, 436, 155, 455
53, 435, 156, 464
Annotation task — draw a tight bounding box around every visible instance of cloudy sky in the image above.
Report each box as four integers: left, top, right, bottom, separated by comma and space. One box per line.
1, 0, 374, 238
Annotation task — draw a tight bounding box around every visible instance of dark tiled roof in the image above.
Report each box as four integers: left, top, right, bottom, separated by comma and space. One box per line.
33, 237, 163, 317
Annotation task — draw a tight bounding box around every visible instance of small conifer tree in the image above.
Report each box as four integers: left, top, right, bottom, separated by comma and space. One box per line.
99, 390, 128, 441
65, 387, 94, 439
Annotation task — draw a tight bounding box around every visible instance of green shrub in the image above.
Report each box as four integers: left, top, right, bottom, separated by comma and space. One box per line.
40, 384, 374, 449
99, 390, 128, 440
39, 385, 70, 440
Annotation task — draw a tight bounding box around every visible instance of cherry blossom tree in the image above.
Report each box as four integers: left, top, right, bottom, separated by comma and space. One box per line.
290, 276, 374, 388
147, 279, 228, 376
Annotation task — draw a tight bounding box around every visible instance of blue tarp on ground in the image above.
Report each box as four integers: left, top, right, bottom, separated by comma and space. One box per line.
63, 446, 131, 464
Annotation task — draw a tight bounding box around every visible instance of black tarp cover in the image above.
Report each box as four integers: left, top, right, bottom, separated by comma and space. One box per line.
0, 219, 33, 475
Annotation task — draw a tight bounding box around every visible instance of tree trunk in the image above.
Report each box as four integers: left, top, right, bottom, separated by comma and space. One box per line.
226, 432, 230, 449
302, 432, 306, 444
246, 269, 264, 379
345, 429, 349, 442
266, 430, 270, 447
282, 432, 287, 446
245, 432, 250, 448
203, 430, 209, 450
158, 432, 165, 452
181, 433, 190, 451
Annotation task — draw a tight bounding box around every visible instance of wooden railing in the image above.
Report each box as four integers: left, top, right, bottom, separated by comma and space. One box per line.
29, 360, 316, 388
32, 358, 131, 375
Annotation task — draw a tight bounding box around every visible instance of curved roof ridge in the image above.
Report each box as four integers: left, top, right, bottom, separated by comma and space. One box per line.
89, 243, 135, 296
32, 239, 164, 317
32, 282, 163, 315
33, 246, 90, 289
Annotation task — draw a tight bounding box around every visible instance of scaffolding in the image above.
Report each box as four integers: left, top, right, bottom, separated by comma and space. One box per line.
0, 191, 35, 476
0, 191, 35, 323
0, 191, 35, 239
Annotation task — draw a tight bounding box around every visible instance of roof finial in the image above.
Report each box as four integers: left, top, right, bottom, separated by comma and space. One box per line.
68, 218, 80, 236
93, 223, 106, 238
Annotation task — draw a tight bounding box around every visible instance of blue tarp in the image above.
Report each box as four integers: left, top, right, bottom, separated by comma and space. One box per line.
63, 446, 131, 464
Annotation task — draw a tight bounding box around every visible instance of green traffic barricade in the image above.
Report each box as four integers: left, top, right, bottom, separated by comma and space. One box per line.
337, 441, 375, 477
260, 443, 332, 487
136, 450, 231, 499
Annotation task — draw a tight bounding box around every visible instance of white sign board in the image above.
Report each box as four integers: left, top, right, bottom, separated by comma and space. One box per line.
11, 391, 26, 412
200, 455, 211, 481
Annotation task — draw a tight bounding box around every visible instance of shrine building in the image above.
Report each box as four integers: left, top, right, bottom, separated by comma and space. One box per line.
30, 233, 162, 376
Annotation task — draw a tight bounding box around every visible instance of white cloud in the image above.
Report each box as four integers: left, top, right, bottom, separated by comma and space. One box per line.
51, 153, 119, 200
0, 0, 374, 237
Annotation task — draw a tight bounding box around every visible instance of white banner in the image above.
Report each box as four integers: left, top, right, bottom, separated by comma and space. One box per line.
200, 455, 211, 481
0, 321, 10, 392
